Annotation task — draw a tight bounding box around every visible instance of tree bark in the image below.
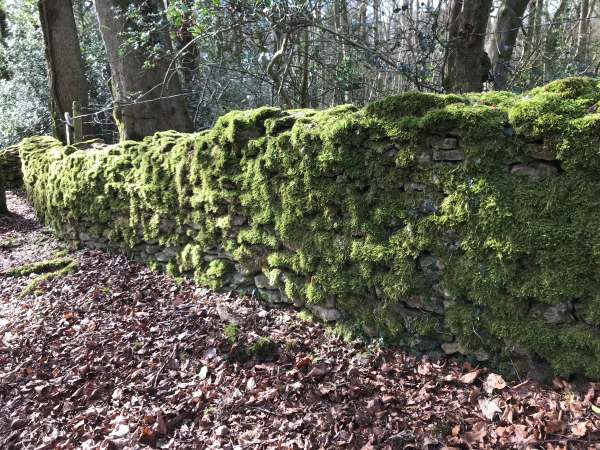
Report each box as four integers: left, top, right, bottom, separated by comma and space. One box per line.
543, 0, 569, 76
93, 0, 192, 141
0, 3, 7, 80
488, 0, 530, 90
38, 0, 90, 144
575, 0, 597, 68
443, 0, 493, 93
299, 28, 310, 108
0, 174, 6, 215
0, 185, 7, 215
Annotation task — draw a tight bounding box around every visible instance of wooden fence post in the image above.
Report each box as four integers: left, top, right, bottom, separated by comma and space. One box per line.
64, 112, 71, 146
73, 100, 83, 144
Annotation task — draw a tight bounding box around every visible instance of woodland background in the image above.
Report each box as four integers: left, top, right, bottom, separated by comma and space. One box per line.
0, 0, 598, 146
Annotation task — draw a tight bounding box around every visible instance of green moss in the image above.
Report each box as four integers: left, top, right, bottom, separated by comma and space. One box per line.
18, 259, 78, 298
3, 257, 75, 277
198, 259, 232, 289
366, 92, 464, 118
298, 309, 315, 322
17, 77, 600, 379
248, 337, 278, 361
224, 323, 240, 344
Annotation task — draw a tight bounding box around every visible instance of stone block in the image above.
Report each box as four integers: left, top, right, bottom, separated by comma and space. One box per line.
433, 149, 464, 162
307, 304, 341, 322
510, 162, 558, 181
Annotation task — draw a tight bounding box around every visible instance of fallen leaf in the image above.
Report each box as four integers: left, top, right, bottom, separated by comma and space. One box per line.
199, 365, 209, 380
307, 362, 330, 378
459, 369, 481, 384
483, 373, 506, 394
571, 421, 588, 437
479, 397, 502, 421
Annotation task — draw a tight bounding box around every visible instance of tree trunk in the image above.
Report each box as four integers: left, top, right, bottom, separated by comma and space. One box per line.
38, 0, 90, 144
300, 28, 310, 108
0, 3, 7, 80
489, 0, 530, 90
543, 0, 569, 76
93, 0, 193, 141
0, 176, 7, 215
373, 0, 380, 47
175, 16, 200, 90
0, 4, 6, 39
443, 0, 493, 93
575, 0, 597, 68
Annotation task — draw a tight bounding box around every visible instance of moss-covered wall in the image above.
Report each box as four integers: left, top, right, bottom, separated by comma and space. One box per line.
0, 145, 22, 188
15, 77, 600, 378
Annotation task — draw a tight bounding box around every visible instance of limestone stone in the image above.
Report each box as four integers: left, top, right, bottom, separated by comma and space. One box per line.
307, 304, 341, 322
155, 247, 178, 262
235, 263, 260, 277
433, 149, 464, 162
419, 254, 445, 275
441, 342, 462, 354
79, 232, 92, 241
231, 215, 247, 227
530, 302, 573, 325
144, 245, 161, 255
254, 273, 276, 290
404, 295, 444, 314
510, 162, 558, 181
405, 182, 425, 192
259, 289, 292, 305
417, 150, 432, 164
436, 137, 458, 150
159, 219, 177, 233
524, 143, 556, 161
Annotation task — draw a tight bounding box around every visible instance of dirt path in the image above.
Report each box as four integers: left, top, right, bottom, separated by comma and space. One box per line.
1, 192, 599, 449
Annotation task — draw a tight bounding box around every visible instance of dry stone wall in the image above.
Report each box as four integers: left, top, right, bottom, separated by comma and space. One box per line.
14, 77, 600, 379
0, 145, 22, 188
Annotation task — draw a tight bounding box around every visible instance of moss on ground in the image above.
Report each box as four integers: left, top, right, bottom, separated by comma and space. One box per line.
16, 77, 600, 378
3, 256, 75, 277
18, 259, 78, 298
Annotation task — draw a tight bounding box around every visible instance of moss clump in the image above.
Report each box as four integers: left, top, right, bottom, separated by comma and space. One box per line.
248, 337, 278, 361
3, 256, 75, 277
18, 259, 78, 298
224, 323, 240, 344
366, 92, 464, 118
16, 77, 600, 379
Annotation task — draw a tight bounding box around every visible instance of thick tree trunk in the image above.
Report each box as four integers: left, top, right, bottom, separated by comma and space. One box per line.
38, 0, 90, 144
488, 0, 530, 90
93, 0, 193, 141
443, 0, 493, 93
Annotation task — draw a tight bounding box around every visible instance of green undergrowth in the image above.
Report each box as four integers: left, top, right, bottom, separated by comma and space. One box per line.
16, 77, 600, 378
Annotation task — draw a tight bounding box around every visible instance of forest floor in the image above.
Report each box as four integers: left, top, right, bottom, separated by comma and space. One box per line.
1, 191, 600, 450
